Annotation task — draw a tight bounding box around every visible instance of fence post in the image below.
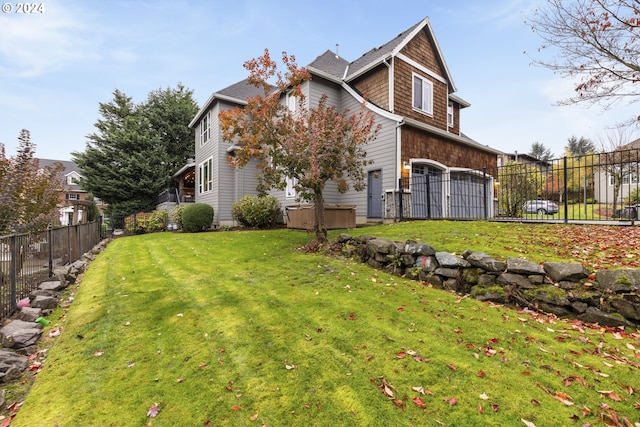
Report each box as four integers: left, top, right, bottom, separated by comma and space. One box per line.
426, 175, 431, 219
9, 231, 17, 311
563, 156, 569, 224
398, 179, 403, 221
482, 168, 488, 220
48, 224, 53, 278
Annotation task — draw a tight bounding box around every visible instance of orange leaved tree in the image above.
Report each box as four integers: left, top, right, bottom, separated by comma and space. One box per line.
220, 49, 380, 244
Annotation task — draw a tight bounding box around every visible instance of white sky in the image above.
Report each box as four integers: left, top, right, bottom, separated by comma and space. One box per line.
0, 0, 637, 161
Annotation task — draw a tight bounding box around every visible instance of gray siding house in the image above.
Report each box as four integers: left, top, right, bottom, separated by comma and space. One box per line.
190, 17, 502, 227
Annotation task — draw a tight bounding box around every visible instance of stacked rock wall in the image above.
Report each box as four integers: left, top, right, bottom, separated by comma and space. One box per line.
335, 234, 640, 329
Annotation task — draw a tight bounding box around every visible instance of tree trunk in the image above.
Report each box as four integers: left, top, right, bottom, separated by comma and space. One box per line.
313, 190, 328, 244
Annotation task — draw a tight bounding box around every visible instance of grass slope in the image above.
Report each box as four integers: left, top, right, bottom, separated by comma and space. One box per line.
8, 223, 640, 426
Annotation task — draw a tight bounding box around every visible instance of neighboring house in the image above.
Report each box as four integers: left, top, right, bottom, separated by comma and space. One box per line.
190, 17, 502, 227
37, 159, 101, 226
593, 138, 640, 205
498, 153, 551, 172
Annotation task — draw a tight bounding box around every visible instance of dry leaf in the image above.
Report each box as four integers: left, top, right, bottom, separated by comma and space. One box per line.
147, 403, 160, 417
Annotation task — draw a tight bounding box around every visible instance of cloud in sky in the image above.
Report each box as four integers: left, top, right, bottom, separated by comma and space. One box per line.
0, 0, 637, 161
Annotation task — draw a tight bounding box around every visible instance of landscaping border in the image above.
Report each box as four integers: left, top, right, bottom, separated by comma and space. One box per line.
334, 234, 640, 329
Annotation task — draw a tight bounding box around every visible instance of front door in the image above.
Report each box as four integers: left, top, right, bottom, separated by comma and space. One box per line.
367, 169, 383, 218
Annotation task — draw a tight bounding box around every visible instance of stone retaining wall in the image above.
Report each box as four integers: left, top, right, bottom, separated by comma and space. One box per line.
335, 234, 640, 329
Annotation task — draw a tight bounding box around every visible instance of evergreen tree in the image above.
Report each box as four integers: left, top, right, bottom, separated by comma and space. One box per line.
141, 83, 199, 180
565, 136, 596, 157
73, 90, 168, 213
528, 141, 554, 161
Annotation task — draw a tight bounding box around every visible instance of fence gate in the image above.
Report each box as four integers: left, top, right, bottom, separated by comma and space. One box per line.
411, 165, 443, 219
450, 170, 490, 219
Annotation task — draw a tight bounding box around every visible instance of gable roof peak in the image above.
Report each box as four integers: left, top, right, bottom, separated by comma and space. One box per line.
345, 16, 456, 91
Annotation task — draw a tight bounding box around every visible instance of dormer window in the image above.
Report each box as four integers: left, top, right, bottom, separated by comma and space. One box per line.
66, 171, 81, 185
412, 74, 433, 115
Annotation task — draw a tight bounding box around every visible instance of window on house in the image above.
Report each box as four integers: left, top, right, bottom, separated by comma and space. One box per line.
447, 102, 454, 127
286, 91, 298, 113
200, 112, 210, 146
285, 177, 297, 199
412, 74, 433, 115
66, 193, 79, 201
199, 158, 213, 194
609, 172, 639, 186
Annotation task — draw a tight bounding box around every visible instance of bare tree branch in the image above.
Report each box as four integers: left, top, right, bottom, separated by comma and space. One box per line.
526, 0, 640, 114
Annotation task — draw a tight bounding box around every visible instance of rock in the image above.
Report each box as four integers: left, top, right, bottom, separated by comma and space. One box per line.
466, 252, 506, 272
405, 241, 436, 256
595, 269, 640, 293
497, 272, 534, 289
571, 301, 589, 313
18, 307, 42, 322
506, 258, 545, 275
29, 289, 60, 299
610, 296, 640, 321
435, 252, 470, 268
366, 238, 395, 255
471, 285, 506, 303
38, 280, 65, 292
435, 267, 460, 279
544, 262, 590, 282
415, 255, 438, 272
578, 306, 635, 328
477, 274, 497, 286
0, 350, 28, 383
538, 302, 573, 317
0, 320, 42, 349
30, 295, 58, 310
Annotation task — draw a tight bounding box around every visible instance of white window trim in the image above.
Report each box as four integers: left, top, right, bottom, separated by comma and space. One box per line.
200, 111, 210, 147
412, 73, 433, 116
198, 157, 213, 194
285, 177, 297, 199
609, 172, 639, 186
286, 91, 297, 113
447, 102, 454, 127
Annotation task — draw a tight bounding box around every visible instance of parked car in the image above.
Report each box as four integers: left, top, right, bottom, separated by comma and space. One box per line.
524, 200, 559, 215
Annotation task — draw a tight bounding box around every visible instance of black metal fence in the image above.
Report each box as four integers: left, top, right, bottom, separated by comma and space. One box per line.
398, 149, 640, 223
0, 221, 102, 320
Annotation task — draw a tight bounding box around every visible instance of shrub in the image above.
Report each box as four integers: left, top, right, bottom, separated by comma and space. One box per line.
182, 203, 214, 232
170, 205, 185, 230
627, 188, 640, 205
232, 195, 281, 228
147, 210, 168, 232
586, 198, 598, 204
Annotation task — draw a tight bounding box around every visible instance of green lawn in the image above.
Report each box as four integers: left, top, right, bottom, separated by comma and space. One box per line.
8, 222, 640, 426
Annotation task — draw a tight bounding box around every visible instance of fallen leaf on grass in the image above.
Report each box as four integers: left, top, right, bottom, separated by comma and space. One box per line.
447, 397, 457, 406
412, 397, 426, 408
230, 405, 241, 411
521, 419, 536, 427
392, 399, 405, 410
249, 412, 259, 421
147, 403, 160, 417
94, 350, 104, 357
